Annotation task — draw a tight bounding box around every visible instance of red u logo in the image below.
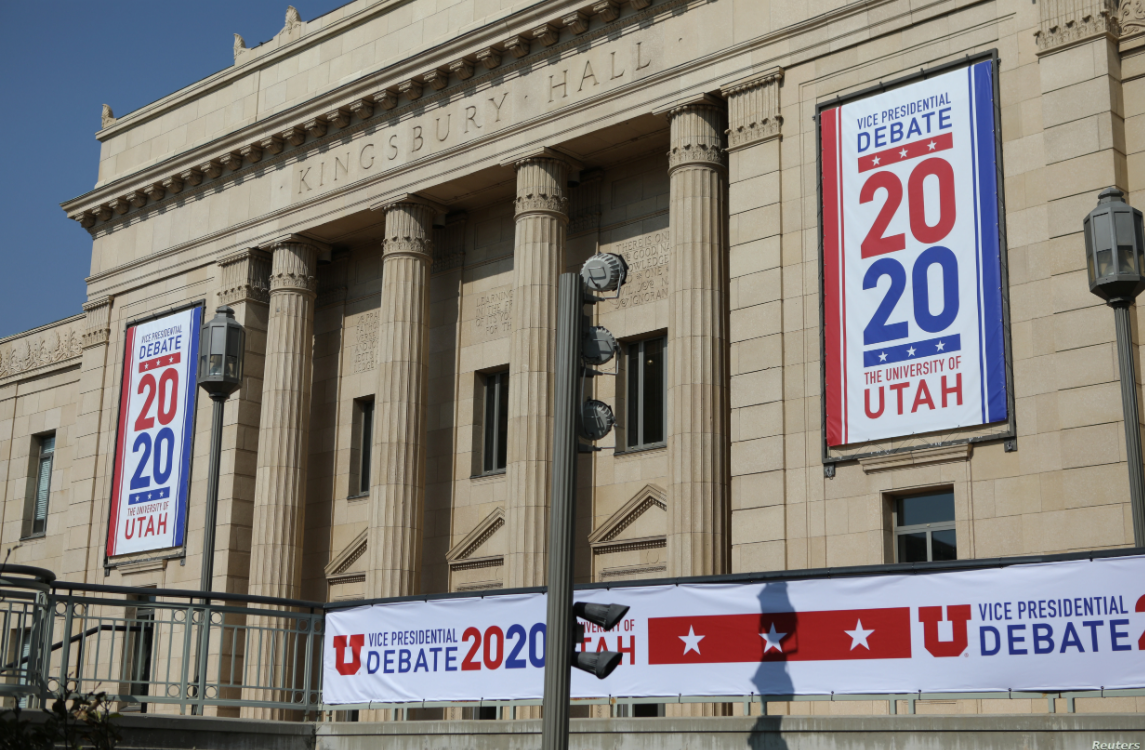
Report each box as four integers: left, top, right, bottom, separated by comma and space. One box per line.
918, 605, 971, 657
333, 634, 365, 675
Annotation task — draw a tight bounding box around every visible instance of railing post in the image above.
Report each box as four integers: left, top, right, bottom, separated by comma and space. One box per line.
195, 602, 212, 715
56, 595, 74, 698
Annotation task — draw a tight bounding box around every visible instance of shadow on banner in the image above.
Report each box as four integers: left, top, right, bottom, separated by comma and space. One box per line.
748, 580, 793, 750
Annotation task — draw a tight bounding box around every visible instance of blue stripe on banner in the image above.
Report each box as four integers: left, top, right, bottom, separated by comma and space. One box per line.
863, 335, 961, 368
129, 487, 170, 505
174, 306, 202, 548
972, 61, 1008, 423
968, 66, 986, 423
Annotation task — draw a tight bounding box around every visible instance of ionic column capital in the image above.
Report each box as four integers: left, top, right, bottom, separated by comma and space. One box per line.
658, 93, 728, 172
261, 235, 324, 296
506, 149, 580, 220
373, 195, 443, 261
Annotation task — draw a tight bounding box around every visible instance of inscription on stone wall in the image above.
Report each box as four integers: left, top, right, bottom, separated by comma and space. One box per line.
472, 287, 514, 342
608, 231, 669, 310
354, 312, 378, 372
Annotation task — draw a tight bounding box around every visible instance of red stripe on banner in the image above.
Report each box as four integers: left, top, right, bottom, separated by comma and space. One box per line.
648, 608, 912, 664
857, 132, 953, 173
139, 352, 180, 372
106, 325, 136, 557
821, 107, 845, 447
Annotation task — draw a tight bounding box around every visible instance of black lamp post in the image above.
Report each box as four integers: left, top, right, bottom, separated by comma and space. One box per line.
1083, 187, 1145, 546
196, 306, 246, 595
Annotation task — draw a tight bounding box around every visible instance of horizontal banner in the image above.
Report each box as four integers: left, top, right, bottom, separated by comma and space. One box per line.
322, 556, 1145, 704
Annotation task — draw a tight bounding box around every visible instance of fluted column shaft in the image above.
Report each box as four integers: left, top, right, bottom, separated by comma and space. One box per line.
248, 239, 319, 600
367, 199, 436, 598
666, 98, 730, 578
505, 155, 570, 588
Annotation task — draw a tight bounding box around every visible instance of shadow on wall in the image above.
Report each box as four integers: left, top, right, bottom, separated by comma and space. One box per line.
748, 581, 793, 750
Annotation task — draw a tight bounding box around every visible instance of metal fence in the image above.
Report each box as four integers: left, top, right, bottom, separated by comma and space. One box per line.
3, 554, 1145, 719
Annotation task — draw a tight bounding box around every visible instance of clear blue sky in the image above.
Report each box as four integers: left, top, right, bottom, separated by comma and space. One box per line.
0, 0, 349, 339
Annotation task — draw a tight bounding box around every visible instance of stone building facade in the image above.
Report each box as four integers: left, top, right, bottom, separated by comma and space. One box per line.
3, 0, 1145, 718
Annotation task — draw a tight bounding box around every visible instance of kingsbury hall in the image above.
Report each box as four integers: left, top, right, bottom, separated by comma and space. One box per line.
2, 0, 1145, 747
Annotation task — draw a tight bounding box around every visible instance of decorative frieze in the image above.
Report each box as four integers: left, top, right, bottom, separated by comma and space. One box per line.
449, 59, 475, 81
1125, 0, 1145, 36
0, 317, 85, 379
82, 296, 113, 349
1035, 0, 1119, 52
476, 48, 502, 69
532, 23, 559, 46
217, 248, 272, 306
563, 11, 590, 34
721, 67, 783, 150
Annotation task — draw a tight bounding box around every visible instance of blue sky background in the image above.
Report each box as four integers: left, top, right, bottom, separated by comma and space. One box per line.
0, 0, 349, 339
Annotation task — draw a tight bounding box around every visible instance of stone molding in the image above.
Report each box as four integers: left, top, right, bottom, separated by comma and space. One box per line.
68, 0, 666, 231
721, 67, 783, 150
0, 315, 85, 381
588, 483, 667, 546
858, 443, 972, 474
217, 248, 272, 306
1035, 0, 1119, 53
324, 528, 367, 581
446, 508, 505, 572
82, 296, 113, 349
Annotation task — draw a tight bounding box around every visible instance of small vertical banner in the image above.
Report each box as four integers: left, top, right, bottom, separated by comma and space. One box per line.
821, 60, 1007, 447
106, 307, 202, 557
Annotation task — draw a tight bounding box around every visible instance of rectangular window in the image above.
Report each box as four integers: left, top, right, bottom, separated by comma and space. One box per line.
358, 400, 374, 494
893, 490, 957, 563
29, 434, 55, 537
483, 371, 509, 474
626, 337, 666, 450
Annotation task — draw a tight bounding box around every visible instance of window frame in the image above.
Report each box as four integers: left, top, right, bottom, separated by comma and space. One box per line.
624, 336, 667, 452
481, 370, 510, 475
357, 399, 374, 496
25, 433, 55, 539
891, 489, 957, 563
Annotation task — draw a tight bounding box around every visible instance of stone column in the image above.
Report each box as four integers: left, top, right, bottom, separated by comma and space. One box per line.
73, 296, 113, 582
367, 196, 439, 598
504, 152, 571, 589
247, 237, 321, 601
663, 95, 731, 578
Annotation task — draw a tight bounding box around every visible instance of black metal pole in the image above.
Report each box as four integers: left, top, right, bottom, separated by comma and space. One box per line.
200, 394, 227, 596
1113, 302, 1145, 546
541, 273, 582, 750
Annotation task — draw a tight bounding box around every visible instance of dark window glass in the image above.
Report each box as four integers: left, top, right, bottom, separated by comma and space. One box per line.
626, 337, 666, 449
484, 372, 509, 473
359, 401, 374, 493
128, 597, 155, 710
897, 491, 954, 526
894, 489, 956, 563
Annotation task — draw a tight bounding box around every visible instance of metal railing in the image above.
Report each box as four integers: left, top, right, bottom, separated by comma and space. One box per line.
0, 566, 323, 716
4, 550, 1145, 719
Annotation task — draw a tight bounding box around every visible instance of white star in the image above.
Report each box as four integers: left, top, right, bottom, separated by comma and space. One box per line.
935, 340, 945, 351
760, 623, 786, 654
844, 619, 875, 650
899, 148, 908, 158
928, 141, 937, 151
679, 626, 704, 655
871, 156, 881, 166
879, 351, 888, 362
907, 346, 916, 356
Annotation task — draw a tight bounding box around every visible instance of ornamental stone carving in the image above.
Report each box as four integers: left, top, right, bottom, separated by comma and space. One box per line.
200, 160, 222, 179
263, 236, 324, 296
350, 99, 374, 120
0, 320, 84, 379
532, 23, 559, 46
354, 311, 379, 373
563, 11, 590, 34
281, 126, 306, 146
664, 95, 728, 171
1123, 0, 1145, 36
82, 296, 113, 349
594, 0, 620, 22
476, 48, 502, 69
373, 90, 398, 110
1035, 0, 1119, 52
722, 67, 783, 150
218, 248, 272, 306
504, 35, 530, 57
100, 104, 116, 129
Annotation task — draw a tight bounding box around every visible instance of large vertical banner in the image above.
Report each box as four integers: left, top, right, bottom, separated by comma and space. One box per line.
106, 307, 202, 557
821, 59, 1007, 447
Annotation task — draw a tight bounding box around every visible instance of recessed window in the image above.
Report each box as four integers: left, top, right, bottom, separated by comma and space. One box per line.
893, 490, 956, 563
28, 434, 55, 537
483, 371, 509, 474
626, 337, 666, 450
356, 399, 374, 495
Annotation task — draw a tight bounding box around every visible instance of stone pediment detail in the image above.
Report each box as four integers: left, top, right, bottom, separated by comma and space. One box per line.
325, 528, 367, 584
65, 0, 679, 232
447, 507, 505, 572
589, 484, 667, 554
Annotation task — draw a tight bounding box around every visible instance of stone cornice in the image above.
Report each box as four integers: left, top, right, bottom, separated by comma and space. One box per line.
64, 0, 658, 231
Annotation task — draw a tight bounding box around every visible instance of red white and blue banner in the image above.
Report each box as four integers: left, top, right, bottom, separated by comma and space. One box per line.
106, 307, 202, 557
322, 556, 1145, 703
821, 60, 1008, 447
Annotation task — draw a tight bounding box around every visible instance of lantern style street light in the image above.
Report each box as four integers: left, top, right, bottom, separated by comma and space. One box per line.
196, 306, 246, 595
1083, 187, 1145, 546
